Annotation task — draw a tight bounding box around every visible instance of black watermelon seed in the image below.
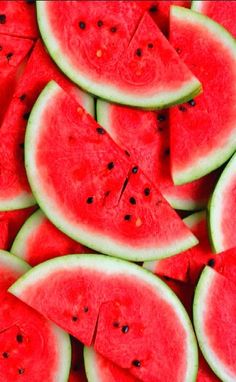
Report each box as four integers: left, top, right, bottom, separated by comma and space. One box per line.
0, 14, 6, 24
207, 258, 215, 268
6, 52, 13, 60
157, 114, 166, 122
148, 43, 154, 49
135, 48, 142, 57
2, 352, 9, 358
129, 197, 136, 205
178, 105, 187, 112
113, 322, 119, 328
164, 148, 170, 156
110, 26, 117, 33
188, 99, 196, 106
83, 306, 89, 313
107, 162, 114, 170
121, 325, 129, 333
132, 166, 138, 174
86, 197, 93, 204
132, 360, 141, 367
96, 127, 106, 135
19, 94, 26, 101
72, 316, 78, 322
97, 20, 103, 27
16, 334, 23, 343
124, 150, 130, 157
18, 368, 25, 374
124, 214, 131, 221
149, 5, 158, 12
79, 21, 86, 30
144, 188, 150, 196
23, 112, 30, 120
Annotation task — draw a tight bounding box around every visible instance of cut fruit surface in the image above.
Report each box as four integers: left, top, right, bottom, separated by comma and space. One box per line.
210, 152, 236, 253
0, 40, 94, 211
11, 209, 93, 266
0, 250, 71, 382
37, 1, 201, 109
170, 6, 236, 184
192, 1, 236, 38
0, 0, 38, 38
194, 266, 236, 382
0, 34, 33, 126
97, 100, 218, 210
84, 346, 138, 382
25, 80, 197, 261
9, 254, 198, 382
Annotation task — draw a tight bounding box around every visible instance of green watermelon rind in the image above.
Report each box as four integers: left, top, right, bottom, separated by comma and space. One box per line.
11, 209, 43, 261
24, 80, 198, 262
84, 346, 103, 382
171, 6, 236, 186
36, 2, 202, 110
209, 152, 236, 253
193, 266, 236, 382
0, 250, 72, 382
143, 210, 205, 273
0, 192, 36, 212
97, 99, 208, 211
9, 253, 198, 382
191, 1, 207, 12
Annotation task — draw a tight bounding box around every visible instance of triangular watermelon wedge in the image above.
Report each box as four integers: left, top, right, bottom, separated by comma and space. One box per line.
0, 40, 94, 211
37, 2, 201, 108
25, 80, 198, 261
0, 34, 33, 126
170, 6, 236, 184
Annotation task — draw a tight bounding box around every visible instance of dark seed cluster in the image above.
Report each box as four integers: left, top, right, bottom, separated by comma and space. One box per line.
79, 21, 86, 30
136, 48, 142, 57
0, 14, 6, 24
207, 258, 215, 267
132, 359, 141, 367
149, 5, 158, 13
86, 197, 93, 204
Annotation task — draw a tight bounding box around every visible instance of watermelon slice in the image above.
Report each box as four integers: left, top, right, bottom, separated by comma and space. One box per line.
192, 1, 236, 38
193, 266, 236, 381
0, 34, 33, 126
11, 209, 93, 266
170, 6, 236, 184
0, 40, 94, 211
36, 2, 201, 109
25, 80, 198, 261
0, 0, 38, 38
9, 254, 198, 382
210, 152, 236, 253
97, 100, 219, 210
0, 250, 71, 381
84, 346, 138, 382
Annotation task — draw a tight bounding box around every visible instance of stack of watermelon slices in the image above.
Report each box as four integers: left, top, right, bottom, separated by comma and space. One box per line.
1, 1, 236, 381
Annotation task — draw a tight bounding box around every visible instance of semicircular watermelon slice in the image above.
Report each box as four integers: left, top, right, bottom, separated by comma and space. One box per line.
192, 1, 236, 38
25, 80, 198, 261
9, 254, 198, 382
209, 151, 236, 253
97, 100, 219, 210
0, 250, 71, 381
36, 1, 201, 109
170, 6, 236, 184
193, 266, 236, 382
11, 209, 93, 266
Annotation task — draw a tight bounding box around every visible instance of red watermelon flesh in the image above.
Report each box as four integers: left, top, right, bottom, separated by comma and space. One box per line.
0, 34, 33, 126
37, 1, 201, 109
0, 219, 8, 250
0, 0, 38, 39
25, 80, 197, 261
161, 277, 194, 317
0, 206, 36, 250
0, 39, 94, 211
97, 101, 219, 210
192, 1, 236, 38
170, 6, 236, 184
197, 355, 221, 382
11, 209, 93, 267
0, 251, 71, 381
69, 337, 87, 382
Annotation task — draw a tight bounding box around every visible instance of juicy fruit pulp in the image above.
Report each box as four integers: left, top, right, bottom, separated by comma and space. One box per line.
170, 6, 236, 184
36, 1, 201, 109
25, 80, 197, 261
9, 254, 198, 382
0, 250, 71, 382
